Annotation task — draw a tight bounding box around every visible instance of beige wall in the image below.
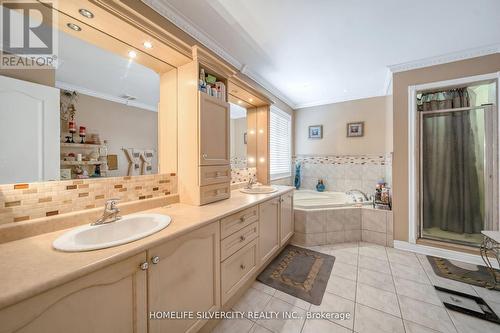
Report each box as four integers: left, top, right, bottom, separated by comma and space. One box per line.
392, 53, 500, 242
67, 93, 158, 177
0, 65, 55, 87
294, 96, 393, 155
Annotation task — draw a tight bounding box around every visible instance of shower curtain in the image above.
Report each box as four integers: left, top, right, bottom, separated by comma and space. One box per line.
421, 88, 484, 234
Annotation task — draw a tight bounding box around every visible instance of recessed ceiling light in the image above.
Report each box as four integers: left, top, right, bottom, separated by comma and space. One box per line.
143, 41, 153, 49
128, 50, 137, 59
66, 23, 82, 32
78, 9, 94, 19
237, 100, 242, 104
249, 98, 253, 102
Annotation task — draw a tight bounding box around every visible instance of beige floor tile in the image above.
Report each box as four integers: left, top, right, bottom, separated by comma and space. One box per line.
393, 277, 442, 306
354, 303, 405, 333
357, 267, 395, 292
447, 309, 498, 333
356, 283, 401, 317
404, 320, 443, 333
326, 274, 357, 301
257, 297, 306, 333
329, 249, 359, 265
252, 281, 277, 296
427, 274, 478, 296
359, 245, 388, 260
310, 292, 355, 330
390, 261, 431, 285
302, 318, 351, 333
233, 287, 273, 313
249, 323, 273, 333
386, 248, 421, 267
398, 295, 457, 333
213, 317, 254, 333
358, 255, 392, 275
472, 285, 500, 303
273, 290, 311, 310
331, 262, 358, 281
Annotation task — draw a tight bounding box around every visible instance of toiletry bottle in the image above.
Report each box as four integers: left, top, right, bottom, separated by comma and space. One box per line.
316, 179, 325, 192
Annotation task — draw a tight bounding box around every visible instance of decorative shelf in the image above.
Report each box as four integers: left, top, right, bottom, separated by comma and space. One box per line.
60, 160, 106, 166
61, 143, 104, 149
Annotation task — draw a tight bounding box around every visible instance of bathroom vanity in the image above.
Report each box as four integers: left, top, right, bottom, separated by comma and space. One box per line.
0, 187, 294, 333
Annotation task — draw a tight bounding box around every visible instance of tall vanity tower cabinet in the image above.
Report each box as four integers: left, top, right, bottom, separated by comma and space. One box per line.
177, 47, 235, 205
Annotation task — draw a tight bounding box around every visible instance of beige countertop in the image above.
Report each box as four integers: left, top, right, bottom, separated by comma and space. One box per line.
0, 186, 294, 310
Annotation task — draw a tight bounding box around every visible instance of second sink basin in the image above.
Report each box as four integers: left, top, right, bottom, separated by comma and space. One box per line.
240, 186, 278, 194
53, 213, 171, 252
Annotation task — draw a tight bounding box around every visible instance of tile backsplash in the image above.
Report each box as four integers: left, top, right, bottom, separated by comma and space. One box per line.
231, 167, 256, 184
294, 154, 392, 196
0, 173, 177, 225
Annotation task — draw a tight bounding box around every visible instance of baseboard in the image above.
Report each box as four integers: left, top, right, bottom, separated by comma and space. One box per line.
394, 240, 499, 269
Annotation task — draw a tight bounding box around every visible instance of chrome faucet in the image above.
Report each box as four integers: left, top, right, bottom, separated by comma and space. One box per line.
346, 189, 369, 202
246, 177, 256, 189
92, 199, 121, 226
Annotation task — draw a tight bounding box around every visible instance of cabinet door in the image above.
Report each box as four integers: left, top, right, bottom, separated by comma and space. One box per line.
280, 192, 294, 246
148, 222, 220, 333
199, 93, 230, 166
0, 253, 148, 333
259, 198, 280, 264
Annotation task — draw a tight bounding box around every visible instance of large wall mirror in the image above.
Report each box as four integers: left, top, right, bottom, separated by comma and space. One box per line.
0, 4, 174, 184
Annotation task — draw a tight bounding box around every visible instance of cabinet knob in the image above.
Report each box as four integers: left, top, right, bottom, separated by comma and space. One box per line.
202, 153, 208, 159
140, 262, 149, 270
239, 216, 245, 223
151, 256, 160, 264
240, 235, 246, 242
280, 198, 284, 202
240, 264, 246, 270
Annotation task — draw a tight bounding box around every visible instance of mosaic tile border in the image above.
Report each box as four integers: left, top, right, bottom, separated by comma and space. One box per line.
231, 167, 256, 184
231, 156, 248, 169
294, 153, 392, 166
0, 174, 177, 224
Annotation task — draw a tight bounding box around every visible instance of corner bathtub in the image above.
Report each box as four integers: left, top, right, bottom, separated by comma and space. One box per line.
293, 190, 371, 210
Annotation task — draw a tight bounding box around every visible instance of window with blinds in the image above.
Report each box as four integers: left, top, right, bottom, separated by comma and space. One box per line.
270, 106, 292, 180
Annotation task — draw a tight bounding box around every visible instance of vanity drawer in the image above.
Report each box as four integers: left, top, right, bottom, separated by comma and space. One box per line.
221, 205, 259, 239
200, 182, 230, 205
221, 239, 259, 304
199, 165, 231, 186
221, 222, 259, 260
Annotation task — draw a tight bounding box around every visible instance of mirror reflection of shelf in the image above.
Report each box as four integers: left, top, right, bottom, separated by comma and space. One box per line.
61, 143, 105, 149
60, 160, 106, 166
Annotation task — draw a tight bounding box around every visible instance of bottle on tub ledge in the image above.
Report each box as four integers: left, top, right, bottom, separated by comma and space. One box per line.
316, 179, 326, 192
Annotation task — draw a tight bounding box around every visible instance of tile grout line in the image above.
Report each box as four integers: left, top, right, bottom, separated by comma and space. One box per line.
385, 246, 407, 333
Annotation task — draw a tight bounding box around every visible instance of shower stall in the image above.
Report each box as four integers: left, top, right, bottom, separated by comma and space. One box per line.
416, 79, 498, 247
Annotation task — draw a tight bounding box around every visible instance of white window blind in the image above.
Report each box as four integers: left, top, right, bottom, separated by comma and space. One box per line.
270, 106, 292, 180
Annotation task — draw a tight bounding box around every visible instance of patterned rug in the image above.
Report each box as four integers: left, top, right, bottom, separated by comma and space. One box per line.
427, 256, 500, 291
257, 245, 335, 305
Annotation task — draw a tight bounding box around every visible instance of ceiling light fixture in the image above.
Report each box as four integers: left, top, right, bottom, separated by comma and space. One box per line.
143, 41, 153, 49
128, 50, 137, 59
249, 98, 253, 102
66, 23, 82, 32
237, 100, 242, 104
78, 9, 94, 19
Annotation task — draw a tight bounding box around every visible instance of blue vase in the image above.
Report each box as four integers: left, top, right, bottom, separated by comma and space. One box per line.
316, 180, 325, 192
294, 162, 301, 189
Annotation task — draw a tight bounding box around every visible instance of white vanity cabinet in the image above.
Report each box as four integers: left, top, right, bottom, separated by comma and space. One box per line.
0, 253, 148, 333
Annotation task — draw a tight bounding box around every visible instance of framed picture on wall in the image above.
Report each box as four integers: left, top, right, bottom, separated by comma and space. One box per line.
308, 125, 323, 139
347, 122, 364, 137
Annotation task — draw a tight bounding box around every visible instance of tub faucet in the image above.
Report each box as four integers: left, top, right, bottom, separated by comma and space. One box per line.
346, 189, 369, 202
92, 199, 121, 226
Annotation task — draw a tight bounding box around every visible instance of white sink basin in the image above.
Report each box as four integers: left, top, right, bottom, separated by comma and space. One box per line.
53, 213, 171, 252
240, 186, 278, 194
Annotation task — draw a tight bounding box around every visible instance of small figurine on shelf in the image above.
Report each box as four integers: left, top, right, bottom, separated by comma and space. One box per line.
316, 179, 326, 192
79, 126, 86, 144
373, 179, 392, 210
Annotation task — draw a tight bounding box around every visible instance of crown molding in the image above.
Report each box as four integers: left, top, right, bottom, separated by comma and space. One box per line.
294, 91, 387, 110
142, 0, 297, 109
388, 44, 500, 73
56, 81, 157, 112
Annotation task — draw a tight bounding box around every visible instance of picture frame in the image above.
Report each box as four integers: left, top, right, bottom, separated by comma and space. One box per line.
308, 125, 323, 139
347, 122, 364, 137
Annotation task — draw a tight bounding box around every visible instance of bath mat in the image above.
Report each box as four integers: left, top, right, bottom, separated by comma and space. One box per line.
427, 256, 500, 291
257, 245, 335, 305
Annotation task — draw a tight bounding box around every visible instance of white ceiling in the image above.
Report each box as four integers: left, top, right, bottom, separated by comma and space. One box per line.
56, 30, 160, 111
145, 0, 500, 109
